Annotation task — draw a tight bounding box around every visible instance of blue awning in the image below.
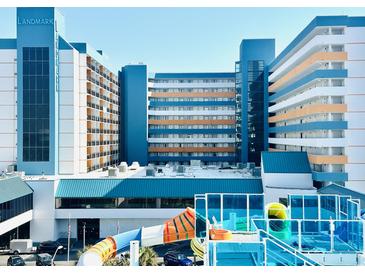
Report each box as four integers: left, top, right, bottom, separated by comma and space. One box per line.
56, 178, 263, 198
262, 151, 311, 174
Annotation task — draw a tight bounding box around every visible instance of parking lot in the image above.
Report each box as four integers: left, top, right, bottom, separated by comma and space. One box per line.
0, 240, 202, 266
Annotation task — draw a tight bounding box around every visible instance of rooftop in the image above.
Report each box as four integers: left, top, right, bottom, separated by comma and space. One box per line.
0, 175, 33, 204
23, 164, 260, 181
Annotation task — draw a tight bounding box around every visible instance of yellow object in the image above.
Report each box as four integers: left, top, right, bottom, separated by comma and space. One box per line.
191, 238, 204, 259
267, 203, 288, 220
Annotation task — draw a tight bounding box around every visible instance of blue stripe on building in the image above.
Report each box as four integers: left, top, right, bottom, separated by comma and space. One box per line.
269, 121, 347, 133
312, 171, 348, 182
0, 39, 17, 49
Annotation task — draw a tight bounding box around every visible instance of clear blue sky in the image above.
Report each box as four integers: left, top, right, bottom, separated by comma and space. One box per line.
0, 7, 364, 72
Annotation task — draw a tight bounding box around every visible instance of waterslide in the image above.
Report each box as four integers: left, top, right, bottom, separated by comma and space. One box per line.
78, 207, 196, 266
78, 203, 291, 265
266, 203, 291, 240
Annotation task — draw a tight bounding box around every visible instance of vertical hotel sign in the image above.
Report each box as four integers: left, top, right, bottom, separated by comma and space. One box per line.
17, 17, 54, 25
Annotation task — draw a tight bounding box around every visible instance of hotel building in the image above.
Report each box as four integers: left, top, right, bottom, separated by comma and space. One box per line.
0, 7, 119, 175
120, 67, 239, 166
268, 16, 365, 192
147, 72, 237, 166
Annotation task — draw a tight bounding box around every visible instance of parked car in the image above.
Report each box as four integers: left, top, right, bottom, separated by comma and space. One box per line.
163, 252, 193, 266
7, 255, 26, 266
37, 241, 64, 255
36, 253, 53, 266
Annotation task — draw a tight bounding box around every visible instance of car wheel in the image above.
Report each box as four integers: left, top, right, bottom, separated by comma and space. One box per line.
164, 260, 168, 266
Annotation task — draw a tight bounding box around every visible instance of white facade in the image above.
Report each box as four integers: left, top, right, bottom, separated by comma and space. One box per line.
59, 49, 81, 174
26, 178, 184, 241
0, 49, 17, 173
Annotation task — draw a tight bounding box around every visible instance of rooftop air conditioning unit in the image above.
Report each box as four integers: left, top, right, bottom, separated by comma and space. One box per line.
146, 167, 155, 177
177, 165, 185, 174
118, 162, 128, 173
108, 167, 119, 177
7, 164, 17, 173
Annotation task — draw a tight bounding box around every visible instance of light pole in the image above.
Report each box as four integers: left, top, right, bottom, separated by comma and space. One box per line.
51, 245, 63, 266
67, 214, 71, 262
83, 222, 86, 250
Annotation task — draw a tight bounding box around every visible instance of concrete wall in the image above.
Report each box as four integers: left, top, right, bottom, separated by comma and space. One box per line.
27, 179, 58, 242
58, 49, 81, 174
0, 49, 17, 173
262, 172, 313, 189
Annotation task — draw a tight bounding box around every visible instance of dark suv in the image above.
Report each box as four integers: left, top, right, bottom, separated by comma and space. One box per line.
37, 241, 64, 255
36, 253, 53, 266
7, 255, 26, 266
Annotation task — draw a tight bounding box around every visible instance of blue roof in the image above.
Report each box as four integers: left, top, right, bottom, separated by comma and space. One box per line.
153, 72, 235, 79
0, 176, 33, 204
261, 151, 311, 174
55, 178, 263, 198
318, 184, 365, 207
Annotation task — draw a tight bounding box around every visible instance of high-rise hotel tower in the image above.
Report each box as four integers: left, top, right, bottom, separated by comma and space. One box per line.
0, 8, 119, 175
268, 16, 365, 191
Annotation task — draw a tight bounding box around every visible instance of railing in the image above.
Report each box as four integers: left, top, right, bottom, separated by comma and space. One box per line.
260, 229, 321, 266
252, 218, 364, 254
251, 219, 321, 266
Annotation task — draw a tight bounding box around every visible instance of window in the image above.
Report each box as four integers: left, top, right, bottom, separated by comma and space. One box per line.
22, 47, 50, 162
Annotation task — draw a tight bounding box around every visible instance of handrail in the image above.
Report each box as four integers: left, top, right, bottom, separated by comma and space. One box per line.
260, 229, 320, 266
251, 219, 321, 266
264, 237, 318, 266
266, 247, 293, 266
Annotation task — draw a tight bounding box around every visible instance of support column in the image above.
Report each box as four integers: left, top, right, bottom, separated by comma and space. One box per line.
130, 240, 140, 266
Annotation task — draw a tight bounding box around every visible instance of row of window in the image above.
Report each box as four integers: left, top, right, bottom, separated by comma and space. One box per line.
149, 143, 234, 148
150, 79, 235, 84
149, 152, 235, 156
0, 194, 33, 223
149, 125, 235, 129
149, 106, 235, 111
56, 198, 194, 209
149, 115, 235, 120
150, 88, 234, 92
149, 98, 235, 102
23, 47, 50, 162
149, 134, 235, 138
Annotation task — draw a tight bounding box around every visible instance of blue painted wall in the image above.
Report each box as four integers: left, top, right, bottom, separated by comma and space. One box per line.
237, 39, 275, 165
119, 65, 148, 165
16, 8, 65, 175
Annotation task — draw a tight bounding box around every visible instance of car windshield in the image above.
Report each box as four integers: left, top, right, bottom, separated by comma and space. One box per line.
177, 254, 186, 260
39, 255, 51, 261
13, 258, 23, 264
